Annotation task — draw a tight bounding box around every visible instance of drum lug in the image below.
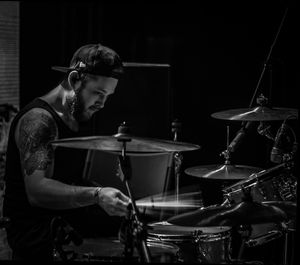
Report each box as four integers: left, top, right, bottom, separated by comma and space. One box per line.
193, 230, 203, 243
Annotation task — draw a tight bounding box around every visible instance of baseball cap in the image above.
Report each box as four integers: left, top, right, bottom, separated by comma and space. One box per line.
51, 43, 124, 79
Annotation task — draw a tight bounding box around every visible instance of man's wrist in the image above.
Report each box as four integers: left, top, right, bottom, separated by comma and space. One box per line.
94, 186, 103, 204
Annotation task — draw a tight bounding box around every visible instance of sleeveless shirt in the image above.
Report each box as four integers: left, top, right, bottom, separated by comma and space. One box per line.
3, 98, 88, 258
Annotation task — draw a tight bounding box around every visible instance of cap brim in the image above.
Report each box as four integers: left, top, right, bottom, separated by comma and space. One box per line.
51, 66, 72, 73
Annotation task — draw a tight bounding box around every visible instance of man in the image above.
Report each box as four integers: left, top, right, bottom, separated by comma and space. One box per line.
3, 43, 130, 260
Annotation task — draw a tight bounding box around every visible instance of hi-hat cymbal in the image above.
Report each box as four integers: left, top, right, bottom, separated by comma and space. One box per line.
211, 106, 298, 121
185, 164, 262, 180
51, 135, 200, 154
168, 201, 287, 227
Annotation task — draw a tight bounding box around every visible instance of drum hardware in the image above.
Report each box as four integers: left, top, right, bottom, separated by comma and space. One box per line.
257, 121, 275, 141
185, 124, 262, 180
51, 216, 83, 261
237, 224, 252, 260
116, 122, 151, 263
222, 153, 296, 204
171, 119, 183, 215
270, 117, 298, 164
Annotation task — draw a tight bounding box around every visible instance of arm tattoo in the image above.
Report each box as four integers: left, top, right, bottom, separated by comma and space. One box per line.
18, 110, 58, 176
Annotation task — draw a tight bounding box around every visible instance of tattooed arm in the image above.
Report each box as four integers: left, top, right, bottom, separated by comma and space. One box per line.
15, 108, 100, 209
14, 108, 129, 215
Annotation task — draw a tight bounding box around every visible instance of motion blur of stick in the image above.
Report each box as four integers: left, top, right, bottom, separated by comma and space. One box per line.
136, 187, 203, 220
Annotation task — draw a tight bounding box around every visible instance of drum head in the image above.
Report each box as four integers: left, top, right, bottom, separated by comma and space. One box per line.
148, 221, 231, 240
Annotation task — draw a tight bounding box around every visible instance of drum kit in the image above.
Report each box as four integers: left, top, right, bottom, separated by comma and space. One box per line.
51, 101, 298, 264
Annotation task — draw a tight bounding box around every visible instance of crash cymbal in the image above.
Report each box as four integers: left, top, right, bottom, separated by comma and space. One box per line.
185, 164, 262, 180
168, 201, 287, 227
211, 106, 298, 121
51, 135, 200, 154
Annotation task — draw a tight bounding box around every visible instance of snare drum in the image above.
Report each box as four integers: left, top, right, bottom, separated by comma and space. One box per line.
147, 221, 232, 264
64, 237, 179, 263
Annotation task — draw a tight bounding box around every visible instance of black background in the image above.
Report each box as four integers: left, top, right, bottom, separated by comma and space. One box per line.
20, 0, 298, 179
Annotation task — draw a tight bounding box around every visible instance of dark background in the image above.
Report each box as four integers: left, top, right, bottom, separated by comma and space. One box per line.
18, 1, 298, 263
20, 1, 298, 180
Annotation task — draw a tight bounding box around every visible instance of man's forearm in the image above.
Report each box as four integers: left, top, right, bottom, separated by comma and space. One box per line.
25, 175, 99, 209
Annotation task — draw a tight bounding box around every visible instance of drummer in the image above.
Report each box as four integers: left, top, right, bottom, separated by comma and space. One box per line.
3, 43, 131, 260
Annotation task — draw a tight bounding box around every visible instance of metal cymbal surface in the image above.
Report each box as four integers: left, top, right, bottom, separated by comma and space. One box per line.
168, 201, 287, 227
211, 106, 298, 121
168, 204, 228, 226
51, 135, 200, 153
185, 164, 262, 180
262, 201, 297, 219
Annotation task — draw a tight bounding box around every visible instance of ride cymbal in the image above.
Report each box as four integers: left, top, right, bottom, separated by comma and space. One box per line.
211, 106, 298, 121
185, 164, 262, 180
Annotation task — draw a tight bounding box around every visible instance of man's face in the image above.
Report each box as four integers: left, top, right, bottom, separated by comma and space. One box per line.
72, 75, 118, 122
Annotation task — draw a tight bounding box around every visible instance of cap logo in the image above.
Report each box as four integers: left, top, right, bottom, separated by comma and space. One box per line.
79, 62, 86, 68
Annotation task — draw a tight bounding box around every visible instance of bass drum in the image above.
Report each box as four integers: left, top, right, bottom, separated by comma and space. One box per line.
147, 221, 232, 264
63, 237, 180, 263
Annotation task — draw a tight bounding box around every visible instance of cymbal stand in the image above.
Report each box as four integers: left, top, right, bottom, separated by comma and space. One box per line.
248, 7, 288, 108
237, 224, 253, 261
220, 125, 232, 165
172, 119, 183, 215
116, 122, 151, 263
236, 187, 253, 261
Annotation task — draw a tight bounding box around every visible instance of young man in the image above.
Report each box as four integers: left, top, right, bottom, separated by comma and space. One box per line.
3, 43, 130, 260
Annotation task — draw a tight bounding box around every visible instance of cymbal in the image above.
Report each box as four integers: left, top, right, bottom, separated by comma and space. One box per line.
211, 106, 298, 121
185, 164, 262, 180
167, 204, 228, 226
51, 135, 200, 154
168, 201, 287, 227
262, 201, 297, 220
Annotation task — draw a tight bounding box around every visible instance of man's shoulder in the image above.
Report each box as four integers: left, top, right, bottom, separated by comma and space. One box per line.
14, 107, 58, 143
21, 107, 54, 120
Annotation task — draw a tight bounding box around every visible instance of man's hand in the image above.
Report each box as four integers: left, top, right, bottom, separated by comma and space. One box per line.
96, 187, 130, 216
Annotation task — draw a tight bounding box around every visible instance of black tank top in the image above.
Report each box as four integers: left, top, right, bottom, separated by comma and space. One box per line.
3, 98, 89, 256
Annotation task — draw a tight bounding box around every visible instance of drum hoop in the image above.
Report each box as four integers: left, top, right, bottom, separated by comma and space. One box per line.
148, 229, 232, 242
147, 241, 180, 252
148, 234, 194, 242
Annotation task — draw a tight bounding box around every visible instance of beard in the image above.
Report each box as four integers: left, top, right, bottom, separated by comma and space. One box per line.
68, 86, 90, 122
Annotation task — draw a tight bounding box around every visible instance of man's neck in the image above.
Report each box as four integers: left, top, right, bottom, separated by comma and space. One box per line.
40, 85, 79, 132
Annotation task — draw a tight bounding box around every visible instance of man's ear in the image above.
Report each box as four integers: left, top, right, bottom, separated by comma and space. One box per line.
67, 70, 81, 90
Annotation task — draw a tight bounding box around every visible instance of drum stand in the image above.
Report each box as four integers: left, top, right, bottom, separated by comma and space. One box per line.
116, 123, 152, 263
